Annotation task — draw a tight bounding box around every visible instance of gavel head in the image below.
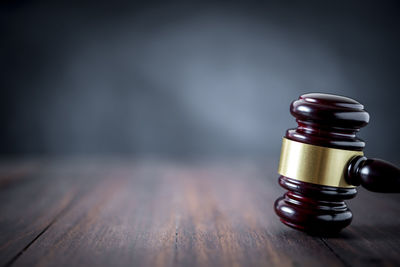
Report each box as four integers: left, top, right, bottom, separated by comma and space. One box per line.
274, 93, 370, 234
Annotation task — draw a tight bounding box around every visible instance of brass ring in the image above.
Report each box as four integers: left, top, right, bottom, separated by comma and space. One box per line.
278, 138, 362, 188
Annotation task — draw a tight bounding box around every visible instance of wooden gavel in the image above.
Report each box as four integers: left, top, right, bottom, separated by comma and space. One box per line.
274, 93, 400, 234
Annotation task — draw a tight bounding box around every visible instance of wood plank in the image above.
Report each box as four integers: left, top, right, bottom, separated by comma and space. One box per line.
0, 159, 40, 189
0, 159, 117, 266
10, 160, 344, 267
322, 188, 400, 266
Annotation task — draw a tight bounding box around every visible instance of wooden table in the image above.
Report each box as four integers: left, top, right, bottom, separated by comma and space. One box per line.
1, 158, 399, 267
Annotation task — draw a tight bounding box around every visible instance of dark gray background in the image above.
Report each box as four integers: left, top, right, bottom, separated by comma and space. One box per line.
1, 1, 399, 161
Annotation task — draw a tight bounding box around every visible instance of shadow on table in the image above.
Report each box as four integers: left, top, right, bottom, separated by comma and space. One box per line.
272, 223, 400, 241
327, 224, 400, 241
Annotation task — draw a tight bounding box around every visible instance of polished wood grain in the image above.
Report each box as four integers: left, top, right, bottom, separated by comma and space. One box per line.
0, 159, 399, 267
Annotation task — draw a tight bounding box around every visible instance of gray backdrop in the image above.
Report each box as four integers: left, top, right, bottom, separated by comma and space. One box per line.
1, 1, 399, 161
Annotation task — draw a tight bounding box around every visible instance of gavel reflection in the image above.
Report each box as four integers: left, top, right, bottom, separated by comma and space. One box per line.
274, 93, 400, 234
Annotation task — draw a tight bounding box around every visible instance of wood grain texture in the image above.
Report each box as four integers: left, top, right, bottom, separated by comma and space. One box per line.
0, 159, 115, 266
322, 187, 400, 266
0, 159, 399, 267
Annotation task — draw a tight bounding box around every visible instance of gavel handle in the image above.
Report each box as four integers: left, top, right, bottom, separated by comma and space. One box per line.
346, 156, 400, 192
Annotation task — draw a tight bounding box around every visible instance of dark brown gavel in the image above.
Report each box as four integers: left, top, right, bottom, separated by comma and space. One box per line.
274, 93, 400, 234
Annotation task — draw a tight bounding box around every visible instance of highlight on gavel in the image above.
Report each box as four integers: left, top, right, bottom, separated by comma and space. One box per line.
274, 93, 400, 234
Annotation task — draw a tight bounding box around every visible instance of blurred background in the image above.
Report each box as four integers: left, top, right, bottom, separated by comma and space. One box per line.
1, 0, 399, 161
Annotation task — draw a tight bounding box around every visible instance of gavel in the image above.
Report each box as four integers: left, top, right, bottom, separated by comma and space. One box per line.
274, 93, 400, 234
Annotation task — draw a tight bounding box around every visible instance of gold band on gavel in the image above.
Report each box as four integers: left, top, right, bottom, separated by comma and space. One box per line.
278, 138, 363, 188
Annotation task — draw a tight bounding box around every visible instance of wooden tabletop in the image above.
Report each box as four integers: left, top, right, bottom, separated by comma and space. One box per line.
1, 158, 399, 267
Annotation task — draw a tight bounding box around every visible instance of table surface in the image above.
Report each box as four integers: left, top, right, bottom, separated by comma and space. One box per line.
1, 158, 399, 267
